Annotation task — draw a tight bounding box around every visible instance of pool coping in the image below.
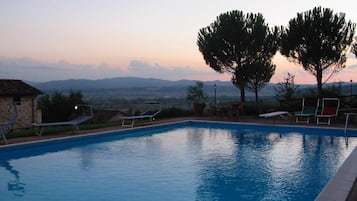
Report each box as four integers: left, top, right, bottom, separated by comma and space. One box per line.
315, 146, 357, 201
1, 119, 357, 200
0, 120, 190, 148
2, 119, 356, 148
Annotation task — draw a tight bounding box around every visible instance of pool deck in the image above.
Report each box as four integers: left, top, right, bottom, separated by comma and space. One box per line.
3, 115, 357, 145
1, 115, 357, 200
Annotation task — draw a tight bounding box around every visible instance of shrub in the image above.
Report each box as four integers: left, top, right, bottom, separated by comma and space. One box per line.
157, 107, 192, 118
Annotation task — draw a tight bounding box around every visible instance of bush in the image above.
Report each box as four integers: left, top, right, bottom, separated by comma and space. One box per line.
157, 107, 192, 118
243, 102, 280, 115
39, 91, 85, 122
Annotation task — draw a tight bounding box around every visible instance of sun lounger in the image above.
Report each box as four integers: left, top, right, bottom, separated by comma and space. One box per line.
120, 110, 160, 127
32, 115, 93, 136
259, 111, 289, 118
295, 98, 319, 124
32, 105, 93, 136
316, 98, 340, 125
1, 103, 18, 144
259, 111, 291, 123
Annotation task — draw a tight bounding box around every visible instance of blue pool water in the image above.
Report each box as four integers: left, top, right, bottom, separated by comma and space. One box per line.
0, 121, 356, 201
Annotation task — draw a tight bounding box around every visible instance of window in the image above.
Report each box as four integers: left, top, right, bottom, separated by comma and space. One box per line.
13, 96, 21, 105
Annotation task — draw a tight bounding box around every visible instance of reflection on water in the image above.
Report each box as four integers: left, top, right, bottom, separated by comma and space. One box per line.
0, 161, 25, 197
193, 129, 356, 201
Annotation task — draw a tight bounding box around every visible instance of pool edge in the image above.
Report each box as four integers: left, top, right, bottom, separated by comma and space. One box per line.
0, 120, 192, 149
2, 119, 357, 200
315, 146, 357, 201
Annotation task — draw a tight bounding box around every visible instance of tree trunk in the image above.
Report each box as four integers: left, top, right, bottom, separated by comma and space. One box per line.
255, 87, 259, 103
255, 88, 260, 114
240, 83, 245, 103
316, 68, 323, 98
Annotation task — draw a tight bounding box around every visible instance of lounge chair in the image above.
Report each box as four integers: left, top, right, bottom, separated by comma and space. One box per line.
120, 109, 161, 127
315, 98, 340, 125
32, 105, 93, 136
295, 97, 319, 124
259, 111, 290, 118
259, 111, 292, 123
1, 102, 18, 144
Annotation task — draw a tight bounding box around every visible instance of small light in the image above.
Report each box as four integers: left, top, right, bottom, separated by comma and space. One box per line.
74, 105, 78, 110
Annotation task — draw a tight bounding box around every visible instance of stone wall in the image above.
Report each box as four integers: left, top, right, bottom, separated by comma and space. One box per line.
0, 97, 14, 123
0, 96, 41, 129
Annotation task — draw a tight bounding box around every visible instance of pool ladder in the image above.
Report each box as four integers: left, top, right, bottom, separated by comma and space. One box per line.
344, 113, 355, 145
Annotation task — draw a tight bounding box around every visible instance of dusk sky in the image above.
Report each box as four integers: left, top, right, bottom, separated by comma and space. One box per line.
0, 0, 356, 84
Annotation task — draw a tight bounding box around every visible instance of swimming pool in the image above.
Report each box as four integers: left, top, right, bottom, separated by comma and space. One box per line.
0, 121, 356, 201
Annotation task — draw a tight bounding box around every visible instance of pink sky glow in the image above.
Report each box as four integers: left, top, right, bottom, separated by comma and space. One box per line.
0, 0, 356, 84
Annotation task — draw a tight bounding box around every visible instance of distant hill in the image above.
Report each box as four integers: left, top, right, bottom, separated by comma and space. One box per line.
29, 77, 235, 91
27, 77, 356, 101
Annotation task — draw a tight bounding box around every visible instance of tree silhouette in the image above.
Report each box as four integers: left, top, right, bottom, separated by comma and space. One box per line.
197, 10, 279, 103
275, 73, 299, 100
39, 91, 85, 122
186, 81, 208, 104
280, 7, 355, 98
233, 61, 275, 103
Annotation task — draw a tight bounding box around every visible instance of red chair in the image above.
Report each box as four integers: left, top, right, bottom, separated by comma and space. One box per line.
316, 98, 340, 125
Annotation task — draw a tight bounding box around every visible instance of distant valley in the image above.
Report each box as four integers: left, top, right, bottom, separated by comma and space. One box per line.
29, 77, 280, 100
28, 77, 356, 108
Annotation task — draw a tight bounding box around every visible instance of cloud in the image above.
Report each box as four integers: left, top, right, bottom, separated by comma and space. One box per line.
347, 64, 357, 69
126, 60, 222, 80
0, 57, 124, 82
0, 57, 226, 82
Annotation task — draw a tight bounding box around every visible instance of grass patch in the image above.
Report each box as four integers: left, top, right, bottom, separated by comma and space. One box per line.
5, 118, 165, 139
5, 122, 122, 139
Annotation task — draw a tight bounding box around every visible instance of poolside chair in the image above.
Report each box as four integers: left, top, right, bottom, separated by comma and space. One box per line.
259, 111, 292, 124
120, 109, 161, 127
259, 111, 290, 119
315, 98, 340, 125
1, 102, 18, 144
32, 105, 93, 136
120, 101, 161, 127
295, 97, 319, 124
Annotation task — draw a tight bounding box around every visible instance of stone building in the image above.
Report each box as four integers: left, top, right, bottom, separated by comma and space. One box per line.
0, 79, 43, 129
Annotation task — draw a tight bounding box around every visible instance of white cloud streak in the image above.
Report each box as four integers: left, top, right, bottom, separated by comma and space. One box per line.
0, 57, 222, 82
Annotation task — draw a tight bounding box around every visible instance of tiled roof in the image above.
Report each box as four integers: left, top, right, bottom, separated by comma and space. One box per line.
0, 79, 43, 96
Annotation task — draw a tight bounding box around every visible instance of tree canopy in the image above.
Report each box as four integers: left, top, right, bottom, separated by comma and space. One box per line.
197, 10, 279, 102
233, 61, 275, 103
280, 6, 355, 98
186, 81, 208, 104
